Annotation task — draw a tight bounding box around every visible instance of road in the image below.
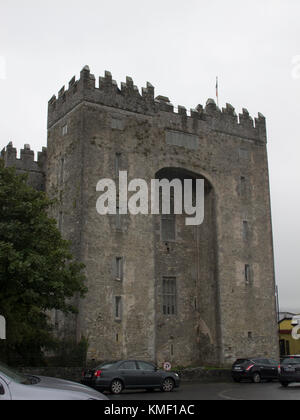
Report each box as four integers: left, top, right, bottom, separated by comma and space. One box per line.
108, 381, 300, 400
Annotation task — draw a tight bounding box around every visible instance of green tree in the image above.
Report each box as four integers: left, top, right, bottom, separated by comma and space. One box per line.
0, 161, 87, 365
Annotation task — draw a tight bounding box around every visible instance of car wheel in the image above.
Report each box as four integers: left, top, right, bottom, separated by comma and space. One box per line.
281, 382, 289, 388
110, 379, 124, 395
252, 372, 261, 384
161, 378, 175, 392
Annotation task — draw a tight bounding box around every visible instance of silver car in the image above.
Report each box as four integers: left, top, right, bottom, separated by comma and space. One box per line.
0, 362, 109, 400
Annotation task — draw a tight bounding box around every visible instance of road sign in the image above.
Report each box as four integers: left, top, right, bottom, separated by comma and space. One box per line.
163, 362, 172, 371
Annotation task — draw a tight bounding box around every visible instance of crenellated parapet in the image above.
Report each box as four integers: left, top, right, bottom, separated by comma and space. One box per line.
48, 66, 267, 143
1, 142, 47, 191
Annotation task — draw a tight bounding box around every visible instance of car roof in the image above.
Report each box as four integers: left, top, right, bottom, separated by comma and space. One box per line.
97, 360, 155, 367
281, 355, 300, 358
234, 357, 276, 363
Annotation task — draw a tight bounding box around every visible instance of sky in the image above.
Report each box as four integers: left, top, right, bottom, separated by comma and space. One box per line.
0, 0, 299, 311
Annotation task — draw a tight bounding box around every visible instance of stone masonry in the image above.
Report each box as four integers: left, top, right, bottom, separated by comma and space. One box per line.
1, 66, 279, 367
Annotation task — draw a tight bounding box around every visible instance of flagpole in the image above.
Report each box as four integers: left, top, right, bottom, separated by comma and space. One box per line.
216, 76, 219, 107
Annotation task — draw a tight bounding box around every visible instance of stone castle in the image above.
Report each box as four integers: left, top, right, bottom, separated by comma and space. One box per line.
1, 66, 279, 366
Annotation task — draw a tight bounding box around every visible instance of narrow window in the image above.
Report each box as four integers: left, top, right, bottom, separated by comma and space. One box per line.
240, 176, 247, 196
245, 264, 251, 285
248, 332, 253, 340
60, 158, 65, 185
163, 277, 177, 315
116, 206, 122, 230
171, 344, 174, 357
58, 211, 63, 232
161, 188, 176, 241
285, 340, 290, 356
161, 214, 176, 241
116, 257, 124, 281
62, 124, 68, 136
243, 221, 249, 241
115, 153, 121, 177
115, 297, 122, 320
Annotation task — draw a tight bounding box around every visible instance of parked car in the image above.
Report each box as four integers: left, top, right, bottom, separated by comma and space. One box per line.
0, 361, 109, 400
279, 355, 300, 387
82, 360, 180, 394
232, 358, 279, 383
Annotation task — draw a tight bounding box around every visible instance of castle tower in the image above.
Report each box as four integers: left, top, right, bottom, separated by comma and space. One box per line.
46, 66, 279, 366
1, 142, 47, 191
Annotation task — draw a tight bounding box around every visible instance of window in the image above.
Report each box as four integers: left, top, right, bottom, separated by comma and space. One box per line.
137, 361, 156, 371
171, 344, 174, 357
245, 265, 251, 285
111, 119, 124, 131
160, 188, 176, 241
60, 158, 65, 185
163, 277, 177, 315
281, 356, 300, 366
279, 340, 286, 356
243, 221, 249, 241
161, 214, 176, 241
62, 124, 68, 136
119, 361, 137, 370
99, 362, 118, 369
239, 149, 249, 160
240, 176, 247, 196
116, 206, 122, 230
285, 341, 290, 357
116, 257, 124, 281
115, 153, 121, 177
58, 211, 63, 232
115, 297, 122, 320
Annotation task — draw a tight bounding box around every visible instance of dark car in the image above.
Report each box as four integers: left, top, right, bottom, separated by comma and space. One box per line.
279, 356, 300, 387
232, 358, 279, 383
81, 360, 180, 394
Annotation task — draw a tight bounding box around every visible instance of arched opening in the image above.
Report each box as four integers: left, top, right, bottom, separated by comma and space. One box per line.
154, 167, 220, 366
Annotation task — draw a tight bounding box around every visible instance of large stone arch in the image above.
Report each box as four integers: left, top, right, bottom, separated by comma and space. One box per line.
153, 167, 221, 366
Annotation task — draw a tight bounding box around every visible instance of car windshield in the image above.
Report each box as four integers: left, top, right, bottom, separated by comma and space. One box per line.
0, 361, 32, 385
234, 359, 250, 365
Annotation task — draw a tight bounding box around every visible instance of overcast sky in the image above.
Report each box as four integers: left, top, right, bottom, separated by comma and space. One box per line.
0, 0, 299, 312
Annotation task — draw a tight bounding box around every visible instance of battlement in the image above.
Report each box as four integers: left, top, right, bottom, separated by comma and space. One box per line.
1, 142, 47, 191
48, 66, 267, 143
1, 142, 47, 168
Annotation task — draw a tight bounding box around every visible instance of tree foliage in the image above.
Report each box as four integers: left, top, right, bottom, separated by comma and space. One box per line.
0, 161, 87, 365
